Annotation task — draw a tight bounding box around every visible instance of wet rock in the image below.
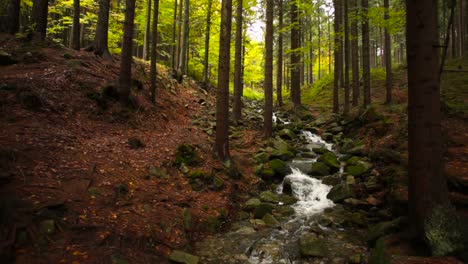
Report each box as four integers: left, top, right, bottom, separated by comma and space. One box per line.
256, 167, 275, 180
259, 191, 280, 203
274, 206, 295, 217
329, 126, 343, 134
244, 198, 262, 210
40, 220, 56, 235
250, 219, 267, 230
269, 159, 292, 177
270, 149, 295, 161
327, 182, 355, 202
310, 162, 331, 177
317, 152, 340, 170
254, 152, 269, 164
346, 145, 366, 156
345, 162, 372, 176
322, 175, 342, 186
278, 129, 296, 140
369, 148, 404, 164
299, 234, 328, 257
312, 147, 331, 155
169, 250, 200, 264
282, 177, 293, 195
297, 152, 317, 159
345, 175, 356, 185
253, 203, 275, 219
280, 194, 298, 205
262, 213, 280, 228
272, 137, 290, 152
290, 158, 314, 174
345, 156, 361, 165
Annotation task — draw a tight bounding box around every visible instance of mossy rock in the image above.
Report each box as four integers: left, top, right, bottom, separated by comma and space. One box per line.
278, 129, 296, 140
274, 206, 295, 217
317, 152, 340, 170
262, 213, 280, 228
270, 150, 295, 161
254, 152, 269, 164
345, 162, 372, 177
212, 176, 224, 190
310, 162, 331, 177
366, 217, 404, 245
256, 167, 275, 180
299, 234, 329, 257
368, 238, 391, 264
244, 198, 262, 210
345, 156, 361, 165
321, 175, 341, 186
280, 195, 298, 205
269, 159, 292, 177
175, 144, 200, 167
312, 147, 331, 155
326, 182, 355, 202
186, 170, 208, 179
253, 203, 275, 219
169, 250, 199, 264
259, 191, 280, 203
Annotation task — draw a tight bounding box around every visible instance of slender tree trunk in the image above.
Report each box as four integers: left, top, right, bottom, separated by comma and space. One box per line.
176, 0, 183, 72
6, 0, 21, 34
276, 0, 284, 107
351, 0, 359, 106
406, 0, 449, 241
233, 0, 243, 122
202, 0, 213, 86
318, 14, 322, 80
32, 0, 48, 38
171, 0, 178, 70
264, 0, 273, 138
328, 17, 332, 74
290, 0, 301, 108
362, 0, 371, 107
71, 0, 81, 50
344, 0, 350, 114
150, 0, 160, 103
333, 0, 342, 113
215, 0, 233, 161
92, 0, 111, 58
118, 0, 137, 105
143, 0, 152, 60
177, 0, 189, 78
384, 0, 393, 104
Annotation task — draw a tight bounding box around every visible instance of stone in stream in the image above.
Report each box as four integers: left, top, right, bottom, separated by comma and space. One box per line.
299, 234, 329, 257
317, 152, 341, 170
290, 158, 314, 175
327, 182, 355, 202
310, 162, 331, 177
322, 175, 342, 186
273, 206, 295, 217
269, 159, 292, 177
254, 152, 269, 164
256, 166, 275, 180
244, 198, 262, 210
169, 250, 200, 264
312, 147, 331, 155
262, 213, 280, 228
259, 191, 280, 203
270, 149, 295, 161
280, 194, 298, 205
253, 203, 275, 219
297, 152, 317, 159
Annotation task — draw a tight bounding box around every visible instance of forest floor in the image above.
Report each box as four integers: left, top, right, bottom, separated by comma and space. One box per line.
1, 33, 467, 264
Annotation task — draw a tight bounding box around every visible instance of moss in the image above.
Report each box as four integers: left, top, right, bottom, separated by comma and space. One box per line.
368, 238, 391, 264
175, 144, 200, 167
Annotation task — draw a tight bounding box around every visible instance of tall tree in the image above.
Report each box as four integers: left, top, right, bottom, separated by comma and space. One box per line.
177, 0, 190, 79
344, 0, 350, 114
384, 0, 393, 104
290, 0, 301, 108
214, 0, 233, 161
88, 0, 111, 58
118, 0, 137, 104
233, 0, 244, 122
276, 0, 284, 107
150, 0, 160, 103
202, 0, 213, 86
5, 0, 21, 34
171, 0, 178, 70
351, 0, 360, 106
71, 0, 81, 50
175, 0, 183, 73
333, 0, 342, 113
143, 0, 152, 60
406, 0, 449, 242
362, 0, 371, 107
264, 0, 273, 138
32, 0, 48, 38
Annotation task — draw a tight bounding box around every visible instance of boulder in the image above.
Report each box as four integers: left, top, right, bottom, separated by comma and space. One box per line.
259, 191, 280, 203
290, 158, 314, 174
297, 152, 317, 159
254, 152, 269, 164
317, 152, 341, 170
312, 147, 331, 155
366, 217, 404, 245
269, 159, 292, 177
299, 234, 328, 257
175, 144, 200, 166
327, 182, 355, 202
345, 162, 371, 177
278, 129, 296, 140
321, 175, 341, 186
270, 150, 295, 161
274, 206, 295, 217
253, 203, 275, 219
310, 162, 331, 177
169, 250, 199, 264
244, 198, 262, 210
262, 213, 280, 228
256, 167, 275, 180
280, 194, 298, 205
0, 51, 17, 65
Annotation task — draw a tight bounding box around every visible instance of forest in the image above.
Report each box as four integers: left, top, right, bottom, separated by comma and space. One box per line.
0, 0, 467, 263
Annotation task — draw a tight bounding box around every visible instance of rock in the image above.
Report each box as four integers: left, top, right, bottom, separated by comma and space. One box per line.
345, 162, 372, 177
274, 206, 295, 217
317, 152, 341, 170
310, 162, 331, 176
0, 51, 17, 65
183, 208, 192, 231
345, 175, 356, 185
254, 152, 269, 164
327, 182, 355, 202
344, 198, 367, 207
345, 156, 361, 165
359, 106, 382, 124
369, 148, 404, 164
111, 254, 130, 264
244, 198, 261, 210
256, 167, 275, 180
269, 159, 292, 177
366, 217, 404, 244
349, 254, 362, 264
175, 144, 200, 167
169, 250, 200, 264
262, 213, 280, 228
40, 220, 56, 235
272, 137, 290, 152
280, 195, 298, 205
189, 179, 204, 192
250, 219, 267, 230
329, 126, 343, 134
312, 147, 331, 155
321, 175, 341, 186
259, 191, 280, 203
278, 129, 296, 140
186, 170, 207, 180
364, 176, 381, 192
148, 166, 169, 179
299, 234, 328, 257
270, 150, 294, 161
297, 152, 317, 159
253, 203, 275, 219
346, 145, 366, 156
290, 158, 314, 174
212, 176, 224, 190
282, 178, 293, 195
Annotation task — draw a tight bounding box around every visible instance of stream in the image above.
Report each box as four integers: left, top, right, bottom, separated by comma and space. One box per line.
194, 119, 368, 264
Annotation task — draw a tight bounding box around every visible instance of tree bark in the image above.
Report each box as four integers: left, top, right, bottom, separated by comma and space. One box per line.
71, 0, 81, 50
143, 0, 152, 60
362, 0, 371, 107
150, 0, 160, 103
264, 0, 273, 138
351, 0, 359, 106
177, 0, 189, 79
384, 0, 393, 104
6, 0, 21, 34
32, 0, 48, 38
318, 13, 322, 80
344, 0, 350, 114
276, 0, 284, 107
290, 0, 301, 108
233, 0, 243, 122
215, 0, 233, 161
118, 0, 137, 105
92, 0, 111, 58
171, 0, 178, 70
333, 0, 342, 113
406, 0, 449, 240
202, 0, 213, 86
175, 0, 183, 72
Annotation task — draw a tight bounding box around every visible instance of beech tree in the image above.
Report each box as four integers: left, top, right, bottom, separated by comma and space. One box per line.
264, 0, 273, 137
118, 0, 137, 104
86, 0, 111, 58
142, 0, 152, 60
202, 0, 213, 86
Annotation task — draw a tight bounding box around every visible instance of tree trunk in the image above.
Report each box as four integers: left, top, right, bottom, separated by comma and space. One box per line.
351, 0, 359, 106
362, 0, 371, 107
171, 0, 178, 70
32, 0, 48, 38
202, 0, 213, 86
175, 0, 183, 72
71, 0, 81, 50
93, 0, 111, 58
233, 0, 243, 122
177, 0, 189, 78
290, 0, 301, 108
150, 0, 160, 103
344, 0, 350, 114
406, 0, 449, 241
276, 0, 284, 107
264, 0, 273, 138
318, 13, 322, 80
143, 0, 152, 60
6, 0, 21, 34
328, 17, 332, 74
384, 0, 393, 104
215, 0, 233, 161
333, 0, 342, 113
118, 0, 137, 105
